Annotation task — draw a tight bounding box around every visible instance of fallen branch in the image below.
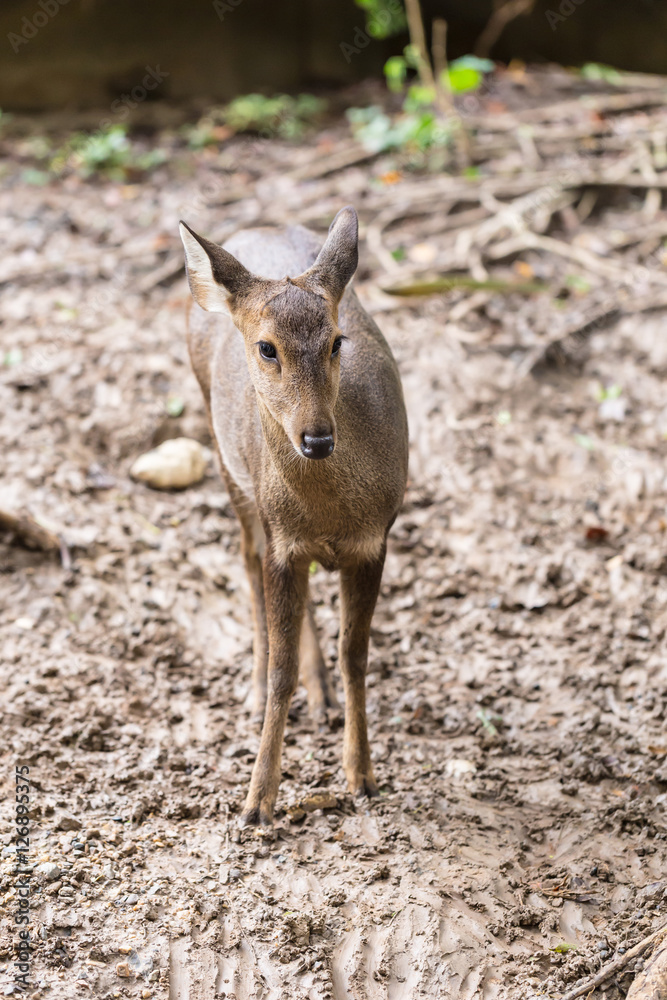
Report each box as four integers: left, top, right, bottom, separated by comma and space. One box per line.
0, 509, 70, 568
559, 920, 667, 1000
487, 230, 667, 287
627, 931, 667, 998
382, 275, 547, 296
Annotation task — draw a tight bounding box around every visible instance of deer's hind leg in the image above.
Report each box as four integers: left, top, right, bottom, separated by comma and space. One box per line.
220, 470, 268, 724
299, 602, 338, 724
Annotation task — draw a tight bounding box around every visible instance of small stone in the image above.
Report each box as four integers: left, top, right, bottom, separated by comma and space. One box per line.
56, 815, 82, 832
300, 792, 338, 812
445, 758, 477, 778
142, 992, 152, 999
130, 437, 208, 490
115, 962, 131, 978
37, 862, 61, 881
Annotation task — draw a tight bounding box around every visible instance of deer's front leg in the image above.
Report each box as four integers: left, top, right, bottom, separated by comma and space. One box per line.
239, 514, 268, 724
240, 550, 308, 827
339, 547, 386, 798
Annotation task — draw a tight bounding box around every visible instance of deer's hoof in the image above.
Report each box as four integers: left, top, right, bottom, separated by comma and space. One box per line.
348, 774, 379, 799
239, 804, 274, 829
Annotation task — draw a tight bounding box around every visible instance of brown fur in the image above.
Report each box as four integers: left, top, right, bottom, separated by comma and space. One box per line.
180, 208, 408, 826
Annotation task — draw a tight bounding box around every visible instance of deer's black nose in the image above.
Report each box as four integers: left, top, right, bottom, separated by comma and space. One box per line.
301, 432, 335, 460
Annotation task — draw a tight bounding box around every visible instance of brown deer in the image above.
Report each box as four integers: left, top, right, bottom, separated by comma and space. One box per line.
179, 207, 408, 827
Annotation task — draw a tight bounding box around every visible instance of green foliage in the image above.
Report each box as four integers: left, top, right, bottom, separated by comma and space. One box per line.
580, 62, 622, 84
595, 383, 622, 402
384, 50, 493, 97
565, 273, 592, 294
222, 93, 326, 139
184, 119, 219, 150
356, 50, 494, 162
166, 396, 185, 418
3, 348, 23, 367
384, 55, 408, 93
574, 433, 596, 451
551, 942, 578, 954
21, 168, 50, 186
476, 707, 503, 737
73, 125, 132, 175
447, 55, 494, 94
354, 0, 406, 39
51, 124, 166, 180
347, 105, 452, 154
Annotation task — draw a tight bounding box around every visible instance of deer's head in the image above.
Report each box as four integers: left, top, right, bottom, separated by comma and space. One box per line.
179, 207, 359, 460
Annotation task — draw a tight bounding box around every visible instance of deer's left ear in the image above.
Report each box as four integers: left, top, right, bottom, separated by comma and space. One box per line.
179, 221, 253, 312
303, 206, 358, 305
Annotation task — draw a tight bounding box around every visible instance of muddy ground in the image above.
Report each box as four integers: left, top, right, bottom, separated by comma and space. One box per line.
1, 91, 667, 1000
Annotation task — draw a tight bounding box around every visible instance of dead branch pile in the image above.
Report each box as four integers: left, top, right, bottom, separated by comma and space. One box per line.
3, 66, 667, 377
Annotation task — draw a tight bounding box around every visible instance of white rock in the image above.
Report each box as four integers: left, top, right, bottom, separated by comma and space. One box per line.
37, 862, 61, 881
598, 396, 626, 422
130, 438, 208, 490
445, 758, 477, 778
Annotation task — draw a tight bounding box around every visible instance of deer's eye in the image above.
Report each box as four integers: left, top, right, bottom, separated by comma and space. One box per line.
258, 341, 277, 361
331, 337, 342, 357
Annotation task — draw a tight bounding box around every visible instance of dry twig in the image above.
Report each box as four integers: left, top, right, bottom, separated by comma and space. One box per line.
559, 921, 667, 1000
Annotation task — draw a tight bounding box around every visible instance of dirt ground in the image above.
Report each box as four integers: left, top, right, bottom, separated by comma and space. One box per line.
1, 87, 667, 1000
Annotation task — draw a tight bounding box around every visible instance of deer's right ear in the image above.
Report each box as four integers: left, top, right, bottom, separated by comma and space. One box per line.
179, 222, 252, 312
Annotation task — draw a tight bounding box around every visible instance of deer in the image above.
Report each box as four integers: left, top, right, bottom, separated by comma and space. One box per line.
179, 206, 408, 827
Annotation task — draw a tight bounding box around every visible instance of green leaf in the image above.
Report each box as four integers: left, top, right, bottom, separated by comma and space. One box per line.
595, 383, 622, 402
450, 55, 495, 73
448, 66, 483, 94
551, 942, 578, 954
477, 707, 502, 737
403, 44, 421, 70
565, 274, 592, 293
391, 247, 406, 261
3, 348, 23, 367
21, 168, 50, 186
309, 561, 318, 575
166, 396, 185, 418
574, 433, 596, 451
405, 84, 437, 109
354, 0, 406, 39
384, 55, 407, 93
581, 62, 622, 84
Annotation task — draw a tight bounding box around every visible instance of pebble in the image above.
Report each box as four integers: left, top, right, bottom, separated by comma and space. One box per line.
130, 437, 208, 489
36, 862, 61, 881
115, 962, 131, 978
300, 792, 338, 812
56, 814, 82, 832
